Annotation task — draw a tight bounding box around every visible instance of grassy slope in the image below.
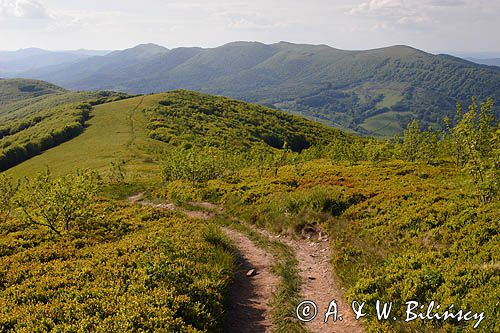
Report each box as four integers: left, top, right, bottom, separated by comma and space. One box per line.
6, 90, 348, 178
0, 90, 108, 122
5, 95, 167, 180
0, 78, 65, 105
0, 79, 133, 171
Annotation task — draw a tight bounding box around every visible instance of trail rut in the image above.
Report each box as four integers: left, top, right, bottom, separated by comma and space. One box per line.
129, 195, 279, 331
222, 228, 278, 333
128, 195, 364, 332
279, 234, 364, 333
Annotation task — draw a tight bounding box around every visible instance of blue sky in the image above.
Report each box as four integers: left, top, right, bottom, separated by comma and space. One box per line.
1, 0, 499, 53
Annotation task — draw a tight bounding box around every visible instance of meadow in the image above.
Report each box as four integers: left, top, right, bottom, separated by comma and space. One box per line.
175, 160, 498, 332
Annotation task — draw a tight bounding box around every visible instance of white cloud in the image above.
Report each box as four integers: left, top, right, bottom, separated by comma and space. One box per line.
0, 0, 49, 19
429, 0, 466, 7
0, 0, 499, 53
348, 0, 444, 30
350, 0, 403, 15
217, 11, 291, 30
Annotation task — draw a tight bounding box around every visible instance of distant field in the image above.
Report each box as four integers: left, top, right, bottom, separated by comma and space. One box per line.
360, 111, 415, 136
344, 82, 405, 109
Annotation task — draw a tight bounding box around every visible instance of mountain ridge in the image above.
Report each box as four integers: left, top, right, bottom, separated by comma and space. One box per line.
6, 41, 500, 136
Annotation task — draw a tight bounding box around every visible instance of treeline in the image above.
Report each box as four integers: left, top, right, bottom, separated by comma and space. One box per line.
0, 103, 92, 171
0, 116, 44, 139
145, 90, 348, 152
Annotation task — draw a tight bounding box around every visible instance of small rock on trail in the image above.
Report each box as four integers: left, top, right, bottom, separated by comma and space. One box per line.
222, 228, 278, 333
246, 269, 257, 277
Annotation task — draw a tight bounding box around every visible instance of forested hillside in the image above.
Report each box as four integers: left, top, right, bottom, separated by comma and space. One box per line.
16, 42, 500, 135
0, 79, 65, 104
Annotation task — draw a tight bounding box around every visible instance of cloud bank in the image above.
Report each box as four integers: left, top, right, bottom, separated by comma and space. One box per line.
0, 0, 49, 19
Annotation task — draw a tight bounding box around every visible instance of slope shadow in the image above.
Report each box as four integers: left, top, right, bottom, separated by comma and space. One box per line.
223, 248, 269, 333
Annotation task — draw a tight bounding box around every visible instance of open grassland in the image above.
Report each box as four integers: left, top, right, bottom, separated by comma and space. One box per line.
2, 86, 498, 332
0, 79, 131, 172
5, 95, 169, 181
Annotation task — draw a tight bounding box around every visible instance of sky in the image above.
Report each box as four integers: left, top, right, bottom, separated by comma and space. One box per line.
1, 0, 500, 54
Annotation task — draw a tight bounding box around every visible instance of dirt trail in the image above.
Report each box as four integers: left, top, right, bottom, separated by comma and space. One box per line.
225, 224, 364, 333
126, 96, 144, 148
276, 233, 364, 333
129, 193, 216, 220
128, 195, 364, 332
129, 195, 279, 332
222, 228, 278, 333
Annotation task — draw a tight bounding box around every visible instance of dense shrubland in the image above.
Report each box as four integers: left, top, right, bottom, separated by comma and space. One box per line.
159, 97, 498, 203
0, 170, 233, 332
159, 158, 498, 332
144, 90, 349, 151
156, 97, 498, 332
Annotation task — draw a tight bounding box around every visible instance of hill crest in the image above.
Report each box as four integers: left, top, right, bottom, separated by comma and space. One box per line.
7, 41, 500, 136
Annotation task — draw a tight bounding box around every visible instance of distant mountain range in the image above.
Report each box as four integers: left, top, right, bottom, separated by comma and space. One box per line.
0, 48, 110, 76
465, 57, 500, 67
2, 42, 500, 136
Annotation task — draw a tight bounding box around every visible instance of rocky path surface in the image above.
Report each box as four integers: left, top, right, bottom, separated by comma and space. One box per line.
222, 228, 278, 333
129, 194, 278, 331
275, 233, 364, 333
128, 194, 364, 333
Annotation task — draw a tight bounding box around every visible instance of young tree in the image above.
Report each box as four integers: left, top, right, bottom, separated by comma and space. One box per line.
402, 119, 421, 162
454, 98, 498, 202
417, 127, 439, 163
248, 145, 273, 178
162, 146, 229, 184
16, 169, 100, 235
272, 141, 291, 176
444, 103, 466, 167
